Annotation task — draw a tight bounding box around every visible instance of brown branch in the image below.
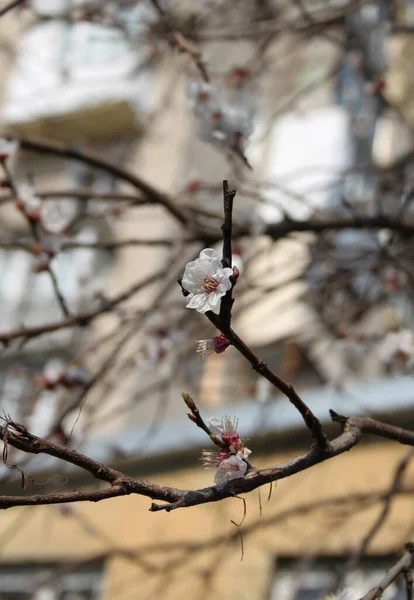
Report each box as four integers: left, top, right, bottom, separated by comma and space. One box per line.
331, 412, 414, 446
209, 314, 330, 451
0, 264, 168, 346
405, 568, 413, 600
2, 410, 414, 512
182, 393, 225, 448
219, 180, 236, 328
0, 419, 184, 508
346, 449, 414, 573
150, 425, 360, 512
265, 215, 414, 240
3, 134, 189, 225
151, 412, 414, 512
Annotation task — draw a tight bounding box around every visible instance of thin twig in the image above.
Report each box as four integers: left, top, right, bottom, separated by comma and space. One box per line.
219, 180, 237, 328
182, 393, 225, 447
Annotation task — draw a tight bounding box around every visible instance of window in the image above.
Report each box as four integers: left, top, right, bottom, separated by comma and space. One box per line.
271, 557, 406, 600
2, 2, 155, 137
0, 560, 103, 600
258, 106, 353, 224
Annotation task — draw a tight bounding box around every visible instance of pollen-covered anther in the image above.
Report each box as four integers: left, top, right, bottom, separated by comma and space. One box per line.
202, 276, 219, 293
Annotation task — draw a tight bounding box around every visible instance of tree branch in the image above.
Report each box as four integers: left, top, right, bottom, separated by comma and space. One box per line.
3, 134, 189, 225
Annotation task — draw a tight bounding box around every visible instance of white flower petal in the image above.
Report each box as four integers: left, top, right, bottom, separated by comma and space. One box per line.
206, 417, 224, 439
238, 447, 252, 461
182, 248, 235, 314
209, 297, 222, 314
186, 293, 209, 312
199, 248, 219, 261
199, 248, 221, 271
217, 268, 233, 287
214, 456, 247, 484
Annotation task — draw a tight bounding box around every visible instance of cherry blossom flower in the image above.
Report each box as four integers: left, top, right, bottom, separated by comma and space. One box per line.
214, 455, 247, 484
187, 79, 254, 152
378, 329, 414, 367
198, 105, 253, 150
181, 248, 233, 314
206, 415, 240, 447
196, 335, 230, 359
186, 80, 222, 117
201, 415, 251, 483
0, 138, 18, 161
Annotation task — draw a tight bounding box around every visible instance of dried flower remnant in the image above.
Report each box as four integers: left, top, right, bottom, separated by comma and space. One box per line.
201, 416, 251, 484
181, 248, 233, 314
196, 335, 230, 359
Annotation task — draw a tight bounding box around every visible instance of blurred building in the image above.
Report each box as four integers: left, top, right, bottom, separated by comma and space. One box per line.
0, 1, 414, 599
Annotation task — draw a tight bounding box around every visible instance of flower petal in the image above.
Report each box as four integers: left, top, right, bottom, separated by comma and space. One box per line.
206, 417, 224, 439
214, 456, 247, 484
186, 293, 209, 312
199, 248, 221, 271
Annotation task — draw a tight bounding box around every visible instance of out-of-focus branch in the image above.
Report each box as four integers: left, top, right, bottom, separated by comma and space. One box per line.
362, 544, 414, 600
344, 449, 414, 577
0, 0, 25, 18
3, 134, 189, 225
150, 0, 209, 82
265, 215, 414, 240
1, 159, 71, 318
0, 264, 168, 346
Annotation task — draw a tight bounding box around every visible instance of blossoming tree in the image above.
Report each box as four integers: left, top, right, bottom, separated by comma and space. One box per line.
1, 1, 414, 599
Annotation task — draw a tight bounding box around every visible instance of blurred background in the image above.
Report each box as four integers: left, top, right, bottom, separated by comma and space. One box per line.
1, 1, 414, 598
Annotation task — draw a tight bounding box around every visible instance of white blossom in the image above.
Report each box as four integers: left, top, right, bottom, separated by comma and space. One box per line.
40, 199, 78, 234
17, 181, 41, 213
198, 104, 253, 150
187, 79, 254, 151
206, 415, 240, 442
186, 80, 222, 117
206, 416, 227, 440
202, 415, 251, 482
378, 329, 414, 367
214, 455, 247, 484
182, 248, 233, 314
